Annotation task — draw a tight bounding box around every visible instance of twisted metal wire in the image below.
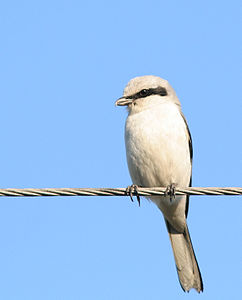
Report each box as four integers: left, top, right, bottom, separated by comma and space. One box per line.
0, 187, 241, 197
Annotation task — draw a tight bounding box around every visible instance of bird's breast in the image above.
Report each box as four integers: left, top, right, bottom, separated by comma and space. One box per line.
125, 103, 191, 188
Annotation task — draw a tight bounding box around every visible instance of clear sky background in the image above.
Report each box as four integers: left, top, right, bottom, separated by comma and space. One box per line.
0, 1, 241, 299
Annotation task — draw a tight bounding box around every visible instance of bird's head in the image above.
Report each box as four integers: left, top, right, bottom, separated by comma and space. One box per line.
115, 75, 180, 114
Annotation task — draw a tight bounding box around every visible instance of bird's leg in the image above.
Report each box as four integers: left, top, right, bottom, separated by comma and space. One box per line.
126, 184, 141, 206
165, 183, 176, 202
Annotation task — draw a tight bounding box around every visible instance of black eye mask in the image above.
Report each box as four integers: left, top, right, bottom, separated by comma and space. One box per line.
126, 86, 168, 100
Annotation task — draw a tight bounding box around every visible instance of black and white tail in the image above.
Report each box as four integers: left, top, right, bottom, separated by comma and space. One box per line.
165, 220, 203, 292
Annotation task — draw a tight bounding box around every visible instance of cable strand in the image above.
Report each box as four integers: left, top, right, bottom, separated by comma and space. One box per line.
0, 187, 241, 197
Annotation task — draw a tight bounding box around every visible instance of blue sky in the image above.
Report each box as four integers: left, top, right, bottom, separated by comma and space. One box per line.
0, 0, 241, 299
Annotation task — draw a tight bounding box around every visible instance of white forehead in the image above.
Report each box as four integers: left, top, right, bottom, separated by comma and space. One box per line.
123, 75, 172, 96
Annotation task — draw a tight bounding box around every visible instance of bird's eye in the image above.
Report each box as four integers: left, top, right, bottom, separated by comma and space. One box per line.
139, 89, 148, 97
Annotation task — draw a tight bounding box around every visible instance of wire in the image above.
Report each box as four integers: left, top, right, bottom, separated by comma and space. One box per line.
0, 187, 241, 197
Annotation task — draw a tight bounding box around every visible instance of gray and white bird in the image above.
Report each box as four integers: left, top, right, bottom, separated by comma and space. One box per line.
115, 75, 203, 293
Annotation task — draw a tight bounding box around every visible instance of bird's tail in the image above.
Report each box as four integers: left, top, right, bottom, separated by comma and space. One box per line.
165, 220, 203, 292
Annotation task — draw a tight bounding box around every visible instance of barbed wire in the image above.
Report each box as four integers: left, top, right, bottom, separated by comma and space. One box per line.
0, 187, 241, 197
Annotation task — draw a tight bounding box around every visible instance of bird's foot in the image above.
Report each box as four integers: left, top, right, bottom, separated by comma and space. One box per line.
165, 183, 176, 202
126, 184, 141, 206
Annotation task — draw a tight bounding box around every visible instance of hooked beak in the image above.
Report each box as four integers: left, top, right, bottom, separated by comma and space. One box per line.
115, 97, 133, 106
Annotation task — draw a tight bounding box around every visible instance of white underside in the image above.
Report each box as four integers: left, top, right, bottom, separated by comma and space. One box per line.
125, 101, 191, 231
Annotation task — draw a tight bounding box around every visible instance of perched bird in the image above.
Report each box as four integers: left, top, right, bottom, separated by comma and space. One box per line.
115, 75, 203, 292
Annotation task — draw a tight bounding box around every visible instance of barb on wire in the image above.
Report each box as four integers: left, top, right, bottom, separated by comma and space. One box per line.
0, 187, 241, 197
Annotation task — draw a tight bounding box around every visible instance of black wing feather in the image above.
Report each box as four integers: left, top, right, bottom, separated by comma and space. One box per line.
180, 112, 193, 218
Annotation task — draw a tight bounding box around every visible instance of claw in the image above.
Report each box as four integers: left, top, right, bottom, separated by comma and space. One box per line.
165, 183, 176, 202
126, 184, 141, 206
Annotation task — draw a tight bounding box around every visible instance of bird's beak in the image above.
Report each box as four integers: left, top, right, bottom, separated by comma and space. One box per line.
115, 97, 133, 106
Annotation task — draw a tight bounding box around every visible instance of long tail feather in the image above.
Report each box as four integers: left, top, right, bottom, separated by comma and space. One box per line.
165, 220, 203, 292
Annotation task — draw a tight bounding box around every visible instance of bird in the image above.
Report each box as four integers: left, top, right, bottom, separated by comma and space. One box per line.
115, 75, 203, 292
